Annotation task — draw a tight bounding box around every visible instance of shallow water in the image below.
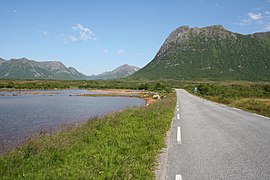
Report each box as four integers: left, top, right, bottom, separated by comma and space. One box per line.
0, 90, 145, 154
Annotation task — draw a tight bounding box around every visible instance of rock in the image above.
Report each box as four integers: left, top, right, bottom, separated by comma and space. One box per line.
153, 94, 161, 100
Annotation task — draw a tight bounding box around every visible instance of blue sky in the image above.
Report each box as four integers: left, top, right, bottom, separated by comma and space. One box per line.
1, 0, 270, 75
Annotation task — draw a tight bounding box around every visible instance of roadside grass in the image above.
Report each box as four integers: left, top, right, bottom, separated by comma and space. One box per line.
0, 93, 175, 179
188, 83, 270, 118
232, 98, 270, 117
201, 96, 270, 117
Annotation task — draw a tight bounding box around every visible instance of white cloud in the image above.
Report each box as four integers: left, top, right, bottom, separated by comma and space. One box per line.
12, 10, 17, 13
236, 18, 251, 26
67, 23, 96, 42
39, 30, 49, 36
248, 12, 262, 20
117, 49, 125, 54
264, 11, 270, 18
104, 49, 109, 53
67, 35, 78, 42
237, 11, 270, 28
237, 8, 270, 32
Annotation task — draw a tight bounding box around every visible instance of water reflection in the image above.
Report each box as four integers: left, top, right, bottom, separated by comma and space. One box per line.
0, 90, 145, 154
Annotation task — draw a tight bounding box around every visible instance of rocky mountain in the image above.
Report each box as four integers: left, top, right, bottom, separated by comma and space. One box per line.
0, 58, 5, 65
0, 58, 88, 80
88, 64, 140, 80
131, 25, 270, 81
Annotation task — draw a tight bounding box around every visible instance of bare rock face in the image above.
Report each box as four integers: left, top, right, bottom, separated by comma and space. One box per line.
156, 25, 237, 57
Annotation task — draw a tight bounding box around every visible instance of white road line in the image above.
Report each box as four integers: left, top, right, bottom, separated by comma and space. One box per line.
175, 174, 182, 180
177, 114, 180, 120
253, 113, 270, 119
232, 107, 241, 111
177, 126, 181, 144
177, 108, 179, 111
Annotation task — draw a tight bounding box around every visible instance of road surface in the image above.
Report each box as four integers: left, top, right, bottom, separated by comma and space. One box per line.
159, 89, 270, 180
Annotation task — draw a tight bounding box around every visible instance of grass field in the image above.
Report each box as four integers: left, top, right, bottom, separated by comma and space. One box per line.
0, 93, 175, 179
186, 83, 270, 118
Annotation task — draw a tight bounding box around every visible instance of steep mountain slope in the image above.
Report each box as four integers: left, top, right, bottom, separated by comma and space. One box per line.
131, 25, 270, 81
88, 64, 140, 80
0, 58, 5, 65
0, 58, 87, 80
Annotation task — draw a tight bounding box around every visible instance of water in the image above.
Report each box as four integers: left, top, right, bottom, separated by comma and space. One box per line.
0, 90, 145, 154
0, 89, 107, 96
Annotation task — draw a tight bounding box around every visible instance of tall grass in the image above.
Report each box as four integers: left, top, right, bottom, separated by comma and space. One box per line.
191, 83, 270, 117
0, 94, 175, 179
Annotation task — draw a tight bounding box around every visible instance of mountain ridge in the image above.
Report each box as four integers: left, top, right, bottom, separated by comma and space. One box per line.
88, 64, 140, 80
0, 58, 88, 80
131, 25, 270, 81
0, 58, 139, 80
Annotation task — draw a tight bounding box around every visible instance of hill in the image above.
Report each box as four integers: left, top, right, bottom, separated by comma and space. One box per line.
131, 25, 270, 81
0, 58, 87, 80
0, 58, 140, 80
88, 64, 140, 80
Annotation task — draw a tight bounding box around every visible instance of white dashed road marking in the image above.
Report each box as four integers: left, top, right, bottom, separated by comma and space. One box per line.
177, 126, 181, 144
175, 174, 182, 180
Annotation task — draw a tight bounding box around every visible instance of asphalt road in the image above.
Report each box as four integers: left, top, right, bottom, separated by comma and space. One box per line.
163, 89, 270, 180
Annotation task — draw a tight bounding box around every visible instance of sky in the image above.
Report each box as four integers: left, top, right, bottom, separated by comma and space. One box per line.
0, 0, 270, 75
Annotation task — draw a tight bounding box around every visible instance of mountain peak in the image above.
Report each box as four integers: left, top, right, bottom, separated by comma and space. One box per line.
156, 25, 235, 57
0, 58, 87, 80
40, 61, 66, 71
132, 25, 270, 81
10, 57, 30, 63
206, 25, 225, 29
177, 25, 190, 31
88, 64, 140, 80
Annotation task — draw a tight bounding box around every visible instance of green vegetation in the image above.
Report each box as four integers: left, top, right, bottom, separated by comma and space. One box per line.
0, 80, 71, 89
0, 79, 172, 93
1, 78, 269, 179
0, 58, 87, 80
188, 83, 270, 117
0, 58, 140, 80
131, 26, 270, 81
0, 93, 175, 179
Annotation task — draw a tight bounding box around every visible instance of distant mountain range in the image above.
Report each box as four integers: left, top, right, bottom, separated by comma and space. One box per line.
0, 58, 139, 80
131, 25, 270, 81
88, 64, 140, 80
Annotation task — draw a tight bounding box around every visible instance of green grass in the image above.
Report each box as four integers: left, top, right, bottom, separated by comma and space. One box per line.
232, 98, 270, 117
188, 83, 270, 118
0, 79, 172, 94
0, 94, 175, 179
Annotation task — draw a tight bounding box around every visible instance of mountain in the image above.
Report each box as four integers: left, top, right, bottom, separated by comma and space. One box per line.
131, 25, 270, 81
0, 58, 140, 80
0, 58, 88, 80
88, 64, 140, 80
0, 58, 5, 65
